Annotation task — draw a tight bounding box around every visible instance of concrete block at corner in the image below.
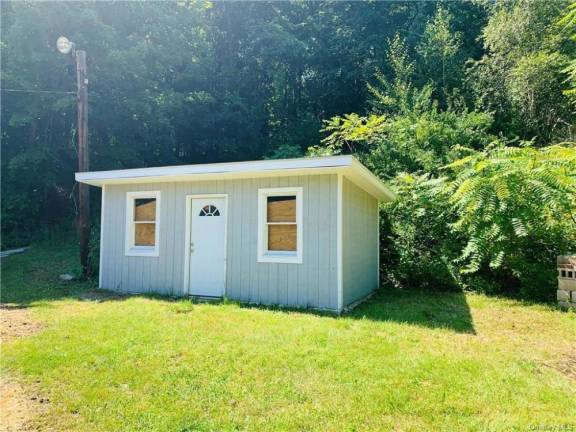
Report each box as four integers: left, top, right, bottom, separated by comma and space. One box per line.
558, 301, 571, 310
557, 290, 571, 301
558, 278, 576, 291
557, 255, 576, 267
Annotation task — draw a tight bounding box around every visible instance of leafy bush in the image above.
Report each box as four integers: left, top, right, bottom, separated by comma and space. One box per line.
380, 174, 464, 291
441, 143, 576, 299
312, 37, 575, 300
379, 143, 576, 300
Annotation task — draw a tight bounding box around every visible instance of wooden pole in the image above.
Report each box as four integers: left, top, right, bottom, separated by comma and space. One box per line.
76, 50, 90, 278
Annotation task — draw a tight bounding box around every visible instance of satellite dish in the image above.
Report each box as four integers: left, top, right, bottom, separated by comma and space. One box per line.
56, 36, 73, 54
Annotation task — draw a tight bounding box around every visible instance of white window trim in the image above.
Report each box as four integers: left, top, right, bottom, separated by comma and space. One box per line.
125, 191, 161, 257
257, 187, 303, 264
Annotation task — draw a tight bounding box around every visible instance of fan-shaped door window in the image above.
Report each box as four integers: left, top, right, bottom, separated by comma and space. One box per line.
199, 205, 220, 216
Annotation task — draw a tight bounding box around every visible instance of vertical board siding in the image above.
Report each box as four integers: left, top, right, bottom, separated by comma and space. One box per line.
296, 176, 309, 307
100, 174, 339, 310
318, 176, 328, 308
342, 177, 379, 306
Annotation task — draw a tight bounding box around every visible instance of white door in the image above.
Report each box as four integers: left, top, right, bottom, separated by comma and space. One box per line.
188, 197, 226, 297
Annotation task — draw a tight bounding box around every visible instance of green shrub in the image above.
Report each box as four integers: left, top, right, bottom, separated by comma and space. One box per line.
380, 174, 464, 291
442, 143, 576, 299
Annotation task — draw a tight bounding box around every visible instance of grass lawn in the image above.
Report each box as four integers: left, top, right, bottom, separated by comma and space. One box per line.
1, 240, 575, 431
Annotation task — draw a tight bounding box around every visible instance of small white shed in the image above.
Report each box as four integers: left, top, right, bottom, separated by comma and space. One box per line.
76, 155, 395, 312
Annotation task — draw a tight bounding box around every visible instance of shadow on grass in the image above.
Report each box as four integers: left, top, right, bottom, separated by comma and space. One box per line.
0, 241, 213, 306
234, 289, 476, 334
348, 289, 476, 334
3, 239, 475, 333
0, 240, 98, 306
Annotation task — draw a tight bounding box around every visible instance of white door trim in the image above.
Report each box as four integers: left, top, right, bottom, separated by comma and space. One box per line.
183, 194, 228, 296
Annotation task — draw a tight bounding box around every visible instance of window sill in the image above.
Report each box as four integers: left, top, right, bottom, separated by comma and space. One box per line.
125, 247, 159, 257
258, 252, 302, 264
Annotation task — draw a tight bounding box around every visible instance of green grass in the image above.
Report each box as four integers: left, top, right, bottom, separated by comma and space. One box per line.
1, 241, 575, 431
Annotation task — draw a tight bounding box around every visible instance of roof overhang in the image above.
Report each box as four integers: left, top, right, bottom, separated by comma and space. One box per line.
75, 155, 396, 201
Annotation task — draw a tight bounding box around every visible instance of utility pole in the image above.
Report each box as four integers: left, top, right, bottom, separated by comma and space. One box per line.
76, 50, 90, 278
57, 37, 90, 278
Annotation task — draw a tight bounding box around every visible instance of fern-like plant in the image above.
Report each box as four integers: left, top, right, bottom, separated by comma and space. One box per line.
442, 142, 576, 278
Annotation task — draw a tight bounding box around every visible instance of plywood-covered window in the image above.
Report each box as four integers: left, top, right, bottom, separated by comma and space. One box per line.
258, 187, 303, 263
125, 191, 160, 256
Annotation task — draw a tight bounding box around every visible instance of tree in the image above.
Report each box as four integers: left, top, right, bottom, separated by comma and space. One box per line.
313, 35, 494, 179
557, 1, 576, 105
2, 1, 446, 247
468, 0, 575, 143
313, 28, 576, 300
1, 1, 211, 246
416, 6, 464, 103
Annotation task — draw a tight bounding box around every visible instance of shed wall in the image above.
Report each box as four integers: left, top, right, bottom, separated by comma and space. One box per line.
100, 175, 339, 310
342, 177, 379, 306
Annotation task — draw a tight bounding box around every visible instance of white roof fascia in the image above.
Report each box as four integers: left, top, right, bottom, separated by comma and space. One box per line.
349, 158, 397, 201
75, 155, 395, 201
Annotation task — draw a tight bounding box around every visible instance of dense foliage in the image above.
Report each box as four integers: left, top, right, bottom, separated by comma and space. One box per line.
312, 0, 576, 300
1, 0, 452, 245
2, 1, 575, 299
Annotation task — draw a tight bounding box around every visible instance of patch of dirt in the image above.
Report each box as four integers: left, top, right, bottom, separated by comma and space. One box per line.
1, 305, 47, 431
0, 305, 43, 343
543, 349, 576, 381
0, 376, 49, 432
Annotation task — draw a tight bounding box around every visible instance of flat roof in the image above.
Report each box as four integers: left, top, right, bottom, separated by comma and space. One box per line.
75, 155, 395, 201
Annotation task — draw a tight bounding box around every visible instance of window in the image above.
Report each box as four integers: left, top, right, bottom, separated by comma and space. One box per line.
258, 187, 303, 263
125, 191, 160, 256
199, 205, 220, 216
